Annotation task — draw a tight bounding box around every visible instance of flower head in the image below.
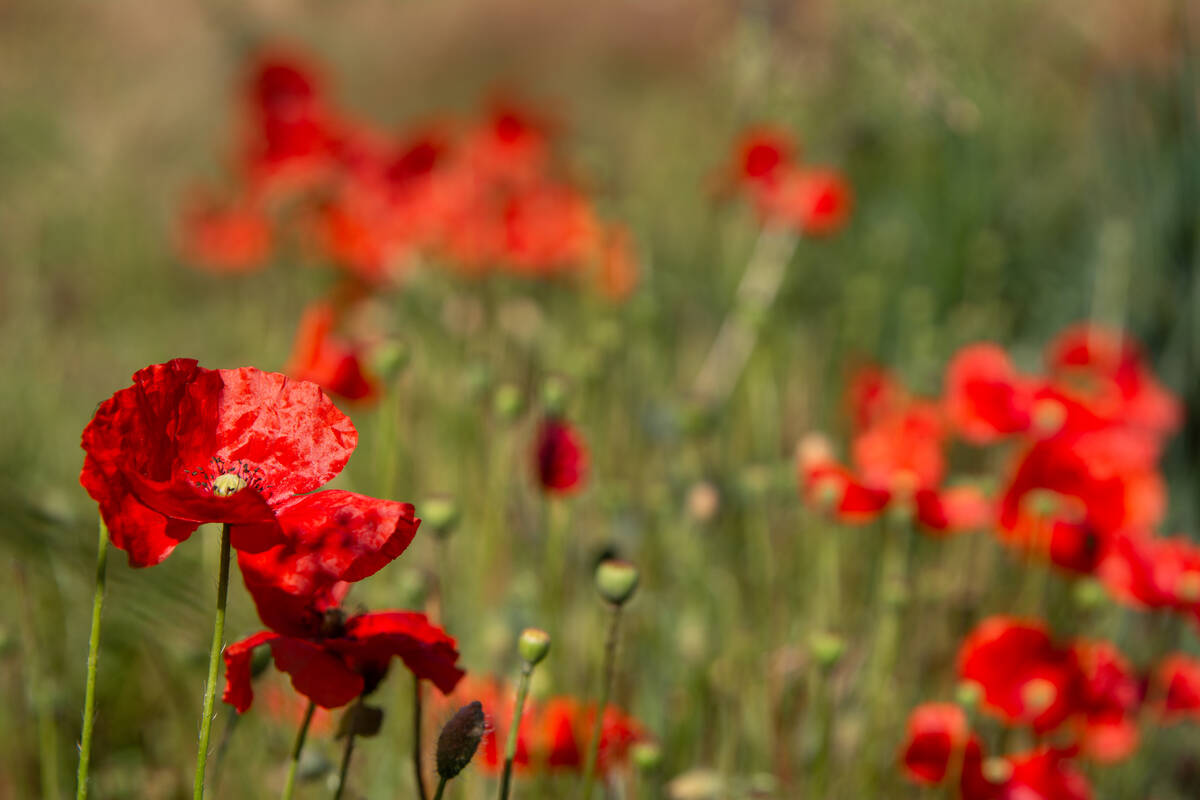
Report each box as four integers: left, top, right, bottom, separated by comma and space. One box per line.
534, 417, 588, 494
80, 360, 358, 567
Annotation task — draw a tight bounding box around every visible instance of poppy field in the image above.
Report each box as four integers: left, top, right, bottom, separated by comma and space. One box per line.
3, 2, 1200, 799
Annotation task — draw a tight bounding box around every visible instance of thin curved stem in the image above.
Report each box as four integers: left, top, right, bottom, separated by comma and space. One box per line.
432, 777, 448, 800
413, 677, 428, 800
193, 523, 233, 800
498, 664, 533, 800
333, 722, 358, 800
282, 701, 317, 800
580, 605, 623, 800
76, 518, 109, 800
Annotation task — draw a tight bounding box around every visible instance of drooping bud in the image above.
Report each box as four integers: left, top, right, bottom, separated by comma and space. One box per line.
250, 646, 272, 679
518, 628, 551, 667
421, 495, 461, 540
595, 559, 640, 606
337, 703, 384, 738
436, 701, 486, 782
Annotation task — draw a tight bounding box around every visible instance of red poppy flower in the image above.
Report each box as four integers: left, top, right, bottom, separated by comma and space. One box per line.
430, 677, 644, 775
900, 703, 978, 785
852, 400, 946, 496
964, 746, 1092, 800
731, 127, 796, 189
846, 365, 905, 431
285, 302, 379, 402
236, 489, 420, 637
223, 608, 463, 712
914, 486, 993, 535
1154, 654, 1200, 719
800, 459, 891, 523
958, 617, 1083, 733
1043, 324, 1181, 438
534, 418, 588, 494
758, 167, 853, 236
242, 52, 335, 192
80, 360, 357, 567
178, 191, 273, 273
1071, 640, 1141, 762
502, 181, 599, 275
944, 344, 1036, 443
1098, 532, 1200, 619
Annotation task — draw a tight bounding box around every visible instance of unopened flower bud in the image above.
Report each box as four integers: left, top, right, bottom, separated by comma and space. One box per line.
541, 376, 567, 417
632, 741, 662, 772
436, 701, 486, 781
421, 495, 460, 539
955, 680, 983, 710
595, 559, 640, 606
371, 341, 410, 381
518, 628, 551, 667
250, 646, 272, 678
492, 383, 524, 421
809, 631, 846, 669
337, 703, 384, 739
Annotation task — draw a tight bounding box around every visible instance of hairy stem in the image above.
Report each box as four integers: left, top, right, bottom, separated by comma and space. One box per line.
282, 701, 316, 800
193, 522, 232, 800
498, 664, 533, 800
580, 605, 623, 799
76, 518, 109, 800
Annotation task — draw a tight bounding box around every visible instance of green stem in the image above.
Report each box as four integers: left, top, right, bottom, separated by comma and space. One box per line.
414, 677, 429, 800
580, 605, 623, 800
433, 777, 448, 800
193, 522, 232, 800
76, 518, 109, 800
282, 701, 317, 800
498, 664, 533, 800
333, 719, 358, 800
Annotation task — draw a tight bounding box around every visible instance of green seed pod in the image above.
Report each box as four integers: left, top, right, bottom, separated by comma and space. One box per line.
436, 701, 486, 781
595, 559, 640, 606
517, 628, 551, 667
492, 382, 524, 421
540, 376, 567, 417
631, 741, 662, 772
809, 631, 846, 669
421, 495, 461, 539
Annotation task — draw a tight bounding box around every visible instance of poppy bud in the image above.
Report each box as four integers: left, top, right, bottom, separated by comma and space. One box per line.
632, 741, 662, 772
955, 680, 983, 710
595, 559, 640, 606
541, 376, 567, 417
421, 495, 461, 539
250, 645, 273, 678
435, 701, 486, 782
492, 383, 524, 421
1072, 577, 1107, 610
371, 340, 410, 381
337, 703, 384, 738
809, 631, 845, 669
518, 627, 551, 666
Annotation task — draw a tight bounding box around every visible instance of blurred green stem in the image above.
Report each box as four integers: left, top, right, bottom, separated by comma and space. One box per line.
282, 701, 316, 800
17, 564, 61, 800
433, 777, 448, 800
76, 517, 108, 800
580, 605, 624, 800
413, 677, 428, 800
542, 498, 569, 618
692, 229, 798, 405
193, 523, 232, 800
498, 663, 533, 800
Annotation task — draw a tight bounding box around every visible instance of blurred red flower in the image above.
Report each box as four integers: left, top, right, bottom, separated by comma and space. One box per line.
432, 677, 644, 776
958, 617, 1083, 733
965, 746, 1092, 800
534, 418, 588, 494
758, 167, 853, 236
285, 302, 379, 402
731, 127, 796, 189
178, 191, 273, 273
1098, 532, 1200, 621
1153, 654, 1200, 719
899, 703, 979, 785
223, 608, 462, 712
80, 360, 358, 567
1071, 640, 1141, 762
944, 344, 1036, 444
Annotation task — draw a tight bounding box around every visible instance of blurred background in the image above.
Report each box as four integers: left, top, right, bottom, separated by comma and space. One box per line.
1, 0, 1198, 797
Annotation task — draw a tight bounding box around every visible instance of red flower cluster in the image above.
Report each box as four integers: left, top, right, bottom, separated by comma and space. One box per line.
799, 325, 1187, 586
180, 51, 636, 297
723, 127, 852, 236
284, 301, 379, 403
431, 677, 644, 776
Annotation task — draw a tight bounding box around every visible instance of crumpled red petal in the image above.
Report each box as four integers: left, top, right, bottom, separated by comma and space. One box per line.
223, 631, 279, 713
340, 612, 464, 695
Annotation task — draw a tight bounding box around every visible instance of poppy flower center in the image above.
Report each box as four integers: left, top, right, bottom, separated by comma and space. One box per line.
981, 756, 1013, 785
1020, 677, 1058, 715
212, 473, 247, 497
